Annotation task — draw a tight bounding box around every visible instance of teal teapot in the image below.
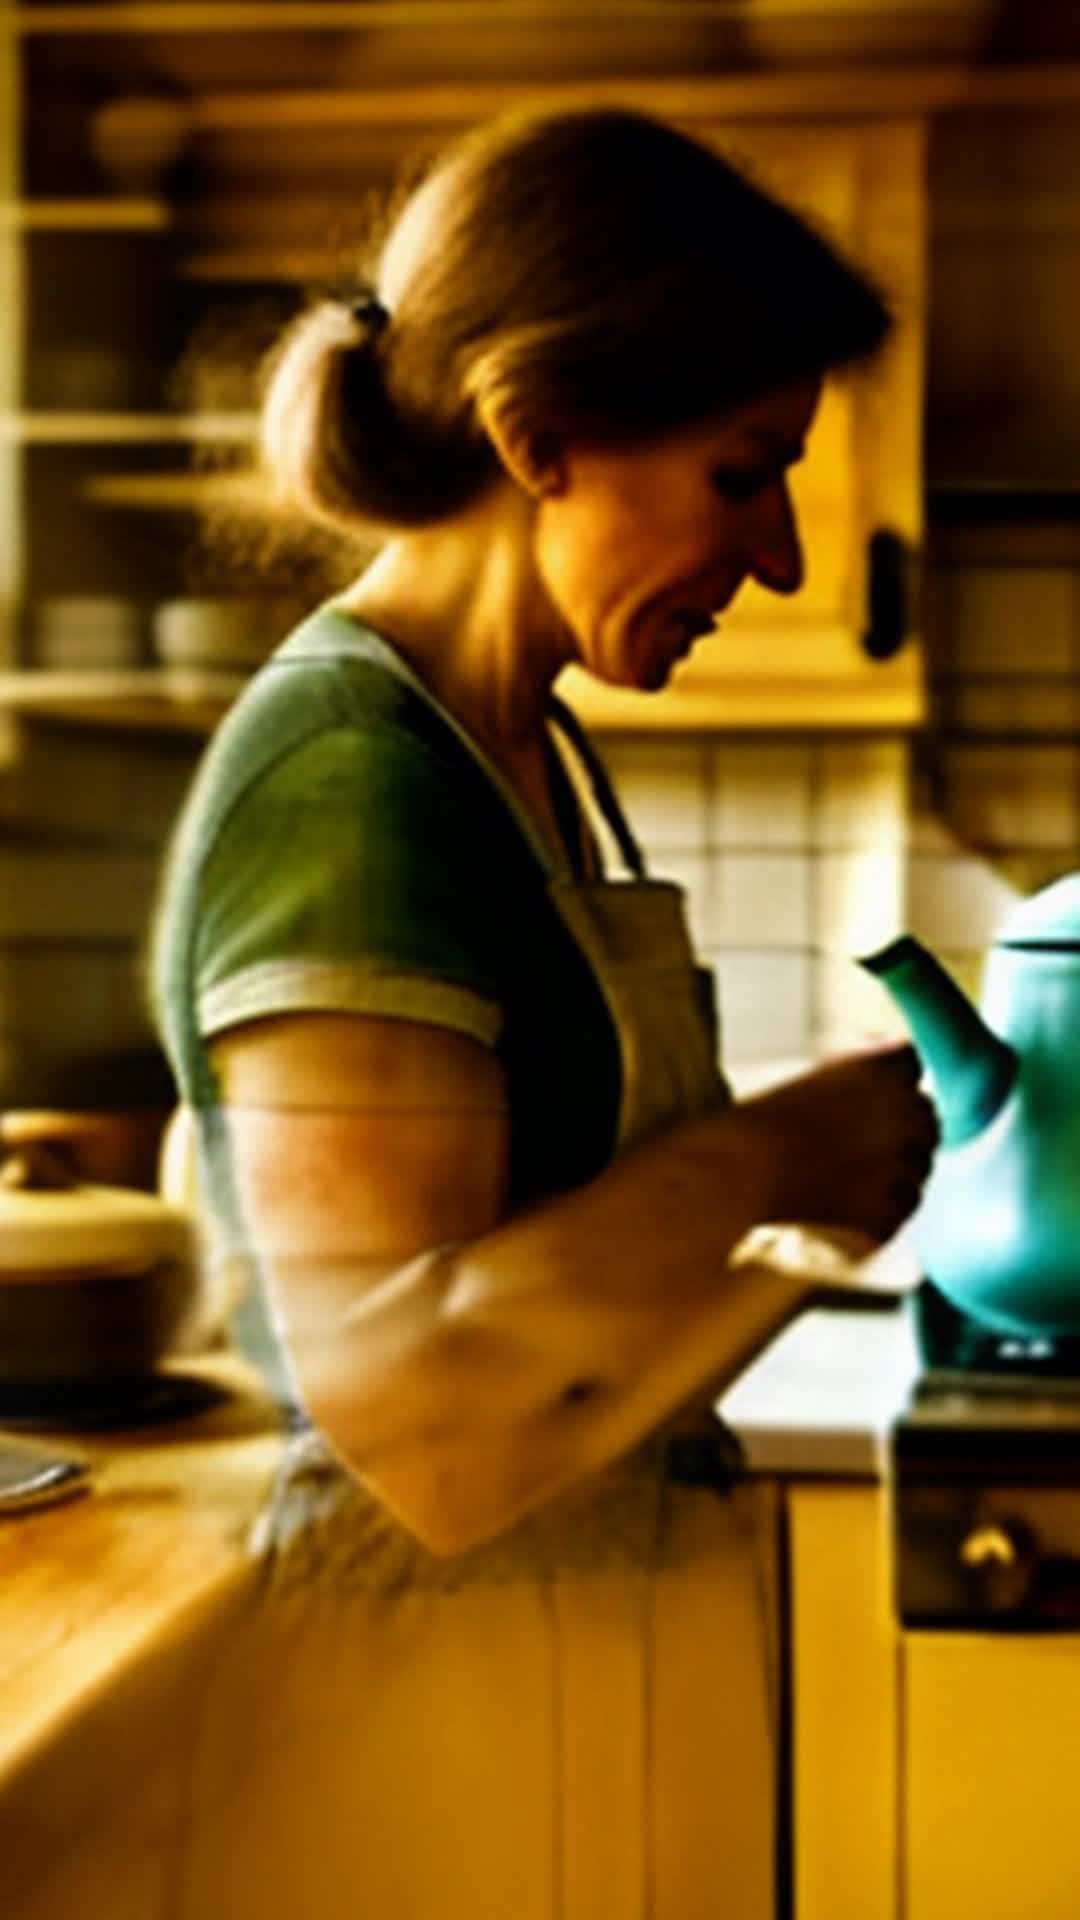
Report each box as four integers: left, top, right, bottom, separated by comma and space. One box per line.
862, 871, 1080, 1339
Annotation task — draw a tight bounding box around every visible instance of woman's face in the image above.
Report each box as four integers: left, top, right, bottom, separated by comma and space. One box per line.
532, 376, 822, 693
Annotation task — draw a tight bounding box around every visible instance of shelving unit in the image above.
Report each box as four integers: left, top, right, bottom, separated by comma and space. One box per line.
8, 198, 172, 231
0, 666, 245, 733
6, 6, 1080, 734
7, 5, 941, 729
7, 412, 254, 442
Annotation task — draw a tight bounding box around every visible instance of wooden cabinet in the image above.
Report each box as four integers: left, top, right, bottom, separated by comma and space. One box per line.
788, 1481, 1080, 1920
788, 1484, 901, 1920
4, 9, 930, 733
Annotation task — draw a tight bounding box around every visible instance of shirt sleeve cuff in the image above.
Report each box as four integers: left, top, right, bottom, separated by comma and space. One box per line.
198, 959, 503, 1049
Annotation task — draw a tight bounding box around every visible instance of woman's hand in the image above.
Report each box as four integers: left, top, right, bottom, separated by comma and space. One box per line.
736, 1041, 939, 1244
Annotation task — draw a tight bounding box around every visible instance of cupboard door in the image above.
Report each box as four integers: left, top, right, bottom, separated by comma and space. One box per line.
904, 1633, 1080, 1920
559, 120, 926, 729
788, 1484, 901, 1920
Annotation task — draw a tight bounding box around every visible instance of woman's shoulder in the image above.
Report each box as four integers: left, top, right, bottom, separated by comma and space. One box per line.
176, 603, 496, 847
218, 603, 463, 767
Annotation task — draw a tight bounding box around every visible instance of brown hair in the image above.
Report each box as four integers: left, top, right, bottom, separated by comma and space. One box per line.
259, 104, 891, 535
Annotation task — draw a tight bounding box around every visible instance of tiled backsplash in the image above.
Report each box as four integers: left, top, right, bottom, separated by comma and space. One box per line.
912, 549, 1080, 1001
604, 733, 911, 1079
607, 552, 1080, 1084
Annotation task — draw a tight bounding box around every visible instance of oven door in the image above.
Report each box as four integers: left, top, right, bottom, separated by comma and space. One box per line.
789, 1471, 1080, 1920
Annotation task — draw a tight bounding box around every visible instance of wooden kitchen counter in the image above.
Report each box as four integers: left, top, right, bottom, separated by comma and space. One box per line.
0, 1352, 285, 1908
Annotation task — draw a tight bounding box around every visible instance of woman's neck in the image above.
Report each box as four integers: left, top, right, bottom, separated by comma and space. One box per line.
337, 485, 572, 756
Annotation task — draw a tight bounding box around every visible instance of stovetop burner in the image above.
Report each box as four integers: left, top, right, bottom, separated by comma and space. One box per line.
911, 1280, 1080, 1391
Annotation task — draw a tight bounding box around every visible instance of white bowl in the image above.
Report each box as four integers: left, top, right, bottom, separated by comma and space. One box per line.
153, 596, 294, 670
88, 96, 192, 193
31, 597, 146, 670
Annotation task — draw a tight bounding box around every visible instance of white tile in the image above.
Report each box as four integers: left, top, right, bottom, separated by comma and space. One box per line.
1013, 682, 1080, 736
651, 850, 712, 953
993, 849, 1076, 901
942, 566, 1075, 676
907, 852, 1021, 951
945, 679, 1080, 738
935, 948, 989, 1004
707, 740, 813, 849
921, 562, 953, 667
725, 1054, 815, 1096
814, 850, 907, 956
816, 738, 909, 850
941, 681, 1021, 734
707, 851, 811, 947
944, 743, 1080, 850
908, 761, 965, 855
711, 949, 812, 1066
601, 738, 709, 852
815, 955, 911, 1052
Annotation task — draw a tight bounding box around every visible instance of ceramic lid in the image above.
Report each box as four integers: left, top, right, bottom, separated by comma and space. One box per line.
0, 1127, 194, 1277
997, 871, 1080, 948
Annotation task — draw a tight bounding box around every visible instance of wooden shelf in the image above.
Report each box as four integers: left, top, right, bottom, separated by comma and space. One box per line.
177, 65, 1080, 131
6, 198, 171, 231
0, 667, 244, 734
2, 412, 255, 445
16, 1, 762, 26
82, 468, 265, 512
177, 246, 333, 283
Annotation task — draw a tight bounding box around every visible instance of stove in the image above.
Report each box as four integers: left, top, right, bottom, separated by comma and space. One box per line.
891, 1282, 1080, 1628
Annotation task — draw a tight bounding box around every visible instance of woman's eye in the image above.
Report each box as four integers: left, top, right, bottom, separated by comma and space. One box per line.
711, 468, 771, 503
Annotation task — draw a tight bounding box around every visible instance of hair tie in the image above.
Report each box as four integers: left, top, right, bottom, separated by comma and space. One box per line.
348, 294, 390, 339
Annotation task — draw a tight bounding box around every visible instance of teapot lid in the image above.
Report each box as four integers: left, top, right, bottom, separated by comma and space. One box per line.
997, 871, 1080, 949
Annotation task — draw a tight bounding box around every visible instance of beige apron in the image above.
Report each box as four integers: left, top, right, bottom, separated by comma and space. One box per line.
174, 698, 782, 1920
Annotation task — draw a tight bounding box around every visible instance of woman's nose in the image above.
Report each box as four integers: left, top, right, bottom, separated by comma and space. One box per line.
746, 482, 804, 597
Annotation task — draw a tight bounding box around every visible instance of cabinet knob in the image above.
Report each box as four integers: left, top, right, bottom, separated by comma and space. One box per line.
959, 1517, 1039, 1614
861, 527, 913, 662
960, 1522, 1026, 1570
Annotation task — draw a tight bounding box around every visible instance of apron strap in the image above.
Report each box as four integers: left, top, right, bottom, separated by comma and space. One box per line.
547, 695, 648, 881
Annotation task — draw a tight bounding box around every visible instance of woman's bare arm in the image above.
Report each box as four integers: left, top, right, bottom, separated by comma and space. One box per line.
212, 1010, 934, 1553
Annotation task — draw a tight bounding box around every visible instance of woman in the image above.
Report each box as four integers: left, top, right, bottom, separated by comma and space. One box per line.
152, 105, 935, 1920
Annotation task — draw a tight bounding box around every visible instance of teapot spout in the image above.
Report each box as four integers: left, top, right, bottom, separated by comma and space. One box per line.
860, 936, 1017, 1147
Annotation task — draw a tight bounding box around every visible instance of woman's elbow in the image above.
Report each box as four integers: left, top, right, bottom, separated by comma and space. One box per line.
302, 1394, 532, 1559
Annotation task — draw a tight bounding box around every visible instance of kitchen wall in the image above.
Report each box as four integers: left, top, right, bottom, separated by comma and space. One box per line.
608, 102, 1080, 1092
604, 729, 907, 1084
0, 718, 201, 1107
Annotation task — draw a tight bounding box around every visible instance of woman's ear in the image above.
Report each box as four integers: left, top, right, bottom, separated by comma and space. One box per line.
478, 400, 566, 499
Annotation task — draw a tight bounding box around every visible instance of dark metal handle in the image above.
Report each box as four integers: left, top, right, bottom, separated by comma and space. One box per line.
861, 527, 912, 662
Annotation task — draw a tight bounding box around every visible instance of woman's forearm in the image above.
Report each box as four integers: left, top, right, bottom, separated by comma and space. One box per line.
262, 1099, 806, 1552
216, 1020, 931, 1553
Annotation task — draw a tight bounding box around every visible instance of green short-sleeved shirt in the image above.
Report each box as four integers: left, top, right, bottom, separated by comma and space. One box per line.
151, 607, 622, 1214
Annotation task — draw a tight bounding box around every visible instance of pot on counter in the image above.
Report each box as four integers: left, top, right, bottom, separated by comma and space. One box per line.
0, 1111, 199, 1385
